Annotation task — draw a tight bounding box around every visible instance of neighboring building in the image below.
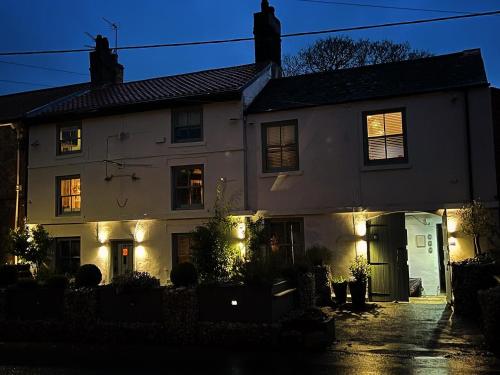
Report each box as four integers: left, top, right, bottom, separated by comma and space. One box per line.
1, 1, 498, 302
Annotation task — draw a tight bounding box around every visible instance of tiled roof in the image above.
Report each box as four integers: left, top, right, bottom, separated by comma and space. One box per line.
27, 64, 261, 120
248, 50, 488, 113
0, 83, 90, 123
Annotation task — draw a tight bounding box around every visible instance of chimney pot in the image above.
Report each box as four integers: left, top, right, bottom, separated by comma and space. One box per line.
89, 35, 124, 85
254, 1, 281, 68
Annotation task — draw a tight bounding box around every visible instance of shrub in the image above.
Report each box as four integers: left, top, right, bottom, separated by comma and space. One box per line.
0, 265, 18, 287
239, 260, 276, 286
306, 245, 333, 266
75, 264, 102, 288
45, 275, 69, 289
170, 262, 198, 287
112, 271, 160, 292
280, 262, 310, 285
349, 255, 371, 283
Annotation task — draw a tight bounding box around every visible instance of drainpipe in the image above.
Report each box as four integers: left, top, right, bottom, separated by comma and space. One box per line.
463, 90, 474, 201
242, 112, 249, 211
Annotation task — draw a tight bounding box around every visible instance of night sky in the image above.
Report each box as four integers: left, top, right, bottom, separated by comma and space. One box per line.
0, 0, 499, 95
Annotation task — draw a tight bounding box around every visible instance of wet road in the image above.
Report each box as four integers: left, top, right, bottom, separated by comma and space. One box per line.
0, 298, 499, 374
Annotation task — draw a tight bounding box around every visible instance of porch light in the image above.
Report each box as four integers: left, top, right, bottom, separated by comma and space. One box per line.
98, 245, 109, 259
231, 300, 238, 306
236, 222, 246, 240
134, 220, 147, 243
136, 245, 146, 258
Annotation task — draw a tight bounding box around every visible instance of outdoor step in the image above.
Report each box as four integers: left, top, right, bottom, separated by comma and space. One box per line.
273, 288, 297, 298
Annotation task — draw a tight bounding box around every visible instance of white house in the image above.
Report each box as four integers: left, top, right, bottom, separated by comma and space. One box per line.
9, 1, 499, 302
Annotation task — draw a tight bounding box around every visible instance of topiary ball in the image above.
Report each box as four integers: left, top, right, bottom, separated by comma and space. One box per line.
75, 264, 102, 288
170, 262, 198, 287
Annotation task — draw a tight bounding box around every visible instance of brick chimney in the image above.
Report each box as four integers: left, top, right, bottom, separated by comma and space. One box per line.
89, 35, 124, 85
254, 0, 281, 67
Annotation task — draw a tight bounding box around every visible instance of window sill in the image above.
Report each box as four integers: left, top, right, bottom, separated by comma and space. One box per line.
55, 152, 82, 159
168, 141, 206, 148
361, 163, 412, 172
259, 170, 304, 178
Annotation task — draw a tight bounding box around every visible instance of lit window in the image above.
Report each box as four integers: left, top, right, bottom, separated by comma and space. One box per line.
262, 120, 299, 172
172, 166, 203, 210
57, 176, 81, 215
364, 110, 407, 164
172, 107, 203, 143
58, 122, 82, 154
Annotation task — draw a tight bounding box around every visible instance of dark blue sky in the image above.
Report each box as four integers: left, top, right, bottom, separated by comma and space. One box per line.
0, 0, 499, 95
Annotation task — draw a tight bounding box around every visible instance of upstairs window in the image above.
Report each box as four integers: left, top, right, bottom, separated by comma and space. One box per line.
172, 107, 203, 143
172, 165, 204, 210
363, 109, 407, 165
58, 122, 82, 155
57, 175, 81, 215
262, 120, 299, 173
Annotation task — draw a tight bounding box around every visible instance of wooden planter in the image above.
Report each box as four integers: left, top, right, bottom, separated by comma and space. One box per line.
198, 280, 296, 323
98, 286, 165, 323
332, 282, 347, 305
6, 287, 65, 320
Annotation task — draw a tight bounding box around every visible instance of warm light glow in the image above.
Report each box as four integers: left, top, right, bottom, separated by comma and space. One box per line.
356, 240, 368, 258
448, 237, 457, 247
447, 216, 458, 234
237, 242, 246, 258
136, 245, 146, 258
98, 246, 109, 259
98, 229, 109, 244
231, 300, 238, 306
236, 222, 246, 240
134, 220, 147, 243
355, 221, 366, 237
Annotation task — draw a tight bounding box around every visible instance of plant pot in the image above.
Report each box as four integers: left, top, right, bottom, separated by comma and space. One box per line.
332, 282, 347, 305
348, 280, 366, 308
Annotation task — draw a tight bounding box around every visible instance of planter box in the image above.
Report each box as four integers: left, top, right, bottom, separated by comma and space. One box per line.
452, 261, 496, 318
6, 287, 65, 320
98, 286, 165, 323
198, 280, 296, 323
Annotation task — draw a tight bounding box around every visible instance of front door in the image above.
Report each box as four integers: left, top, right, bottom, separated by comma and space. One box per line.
367, 213, 409, 302
112, 241, 134, 277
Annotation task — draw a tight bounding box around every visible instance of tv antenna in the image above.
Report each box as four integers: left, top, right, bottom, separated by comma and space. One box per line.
84, 32, 96, 48
103, 17, 120, 53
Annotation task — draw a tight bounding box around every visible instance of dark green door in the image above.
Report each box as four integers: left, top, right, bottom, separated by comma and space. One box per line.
367, 213, 409, 302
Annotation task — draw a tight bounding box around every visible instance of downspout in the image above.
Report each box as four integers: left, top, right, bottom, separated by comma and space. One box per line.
242, 111, 249, 211
464, 89, 475, 201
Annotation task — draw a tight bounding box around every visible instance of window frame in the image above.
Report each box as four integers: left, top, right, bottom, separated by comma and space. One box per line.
56, 174, 81, 216
261, 119, 299, 173
54, 237, 81, 275
362, 108, 408, 166
171, 106, 204, 143
171, 165, 204, 210
57, 122, 82, 155
172, 233, 193, 266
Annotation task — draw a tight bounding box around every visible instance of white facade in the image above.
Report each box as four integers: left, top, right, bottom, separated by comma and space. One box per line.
27, 83, 498, 284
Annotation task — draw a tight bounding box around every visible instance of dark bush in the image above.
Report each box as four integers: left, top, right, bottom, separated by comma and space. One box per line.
112, 271, 160, 293
44, 275, 69, 289
14, 278, 39, 289
75, 264, 102, 288
170, 262, 198, 287
478, 286, 500, 354
15, 264, 33, 279
0, 265, 18, 287
306, 245, 333, 266
280, 262, 310, 286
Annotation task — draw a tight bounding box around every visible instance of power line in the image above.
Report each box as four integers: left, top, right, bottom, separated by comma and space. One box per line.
0, 60, 86, 75
0, 79, 55, 88
0, 10, 499, 57
297, 0, 472, 15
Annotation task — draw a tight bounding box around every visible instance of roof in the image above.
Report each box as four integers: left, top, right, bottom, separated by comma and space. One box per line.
0, 83, 90, 123
26, 64, 262, 121
248, 50, 488, 113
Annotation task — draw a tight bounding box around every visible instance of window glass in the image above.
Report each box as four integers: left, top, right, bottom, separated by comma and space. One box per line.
58, 176, 81, 215
263, 121, 299, 172
365, 110, 406, 164
58, 123, 81, 154
55, 238, 80, 275
172, 165, 204, 210
172, 107, 203, 143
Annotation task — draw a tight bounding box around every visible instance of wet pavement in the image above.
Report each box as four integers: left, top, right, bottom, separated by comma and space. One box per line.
0, 297, 499, 374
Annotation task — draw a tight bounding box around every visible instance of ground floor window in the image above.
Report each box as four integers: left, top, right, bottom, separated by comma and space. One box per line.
265, 218, 305, 264
55, 237, 80, 275
172, 233, 193, 265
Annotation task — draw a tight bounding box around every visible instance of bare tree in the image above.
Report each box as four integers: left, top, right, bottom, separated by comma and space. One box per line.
282, 35, 432, 76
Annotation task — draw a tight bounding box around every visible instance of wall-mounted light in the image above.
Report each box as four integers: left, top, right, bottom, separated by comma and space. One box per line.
136, 245, 146, 258
231, 300, 238, 306
236, 222, 246, 240
98, 246, 109, 259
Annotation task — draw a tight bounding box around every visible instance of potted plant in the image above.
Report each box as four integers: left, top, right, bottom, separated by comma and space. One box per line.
331, 276, 348, 305
348, 255, 371, 309
306, 245, 333, 306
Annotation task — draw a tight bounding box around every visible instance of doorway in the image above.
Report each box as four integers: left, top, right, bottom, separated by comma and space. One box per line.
367, 212, 451, 303
111, 240, 134, 277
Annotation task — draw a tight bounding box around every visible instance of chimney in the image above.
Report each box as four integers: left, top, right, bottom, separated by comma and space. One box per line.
89, 35, 124, 85
253, 0, 282, 67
